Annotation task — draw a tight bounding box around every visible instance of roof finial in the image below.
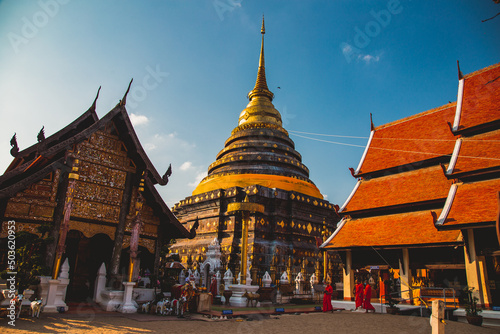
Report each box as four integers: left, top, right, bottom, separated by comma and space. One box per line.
120, 79, 133, 106
457, 60, 464, 80
10, 133, 19, 157
247, 15, 274, 102
91, 86, 101, 111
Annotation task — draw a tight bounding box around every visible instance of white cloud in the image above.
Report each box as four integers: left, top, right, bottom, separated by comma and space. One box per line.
130, 113, 149, 126
342, 44, 352, 54
340, 42, 382, 65
179, 161, 193, 171
144, 143, 156, 151
188, 171, 207, 187
361, 54, 380, 64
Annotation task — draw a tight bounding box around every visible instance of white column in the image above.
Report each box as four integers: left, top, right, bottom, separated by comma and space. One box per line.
215, 270, 222, 295
118, 282, 137, 313
262, 271, 272, 288
43, 279, 60, 313
93, 263, 107, 304
464, 229, 484, 305
44, 259, 70, 313
295, 272, 305, 294
477, 256, 492, 308
310, 273, 317, 298
343, 250, 354, 300
223, 269, 233, 287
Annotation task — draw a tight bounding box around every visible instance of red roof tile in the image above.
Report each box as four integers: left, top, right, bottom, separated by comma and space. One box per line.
458, 63, 500, 131
324, 210, 461, 249
439, 178, 500, 228
451, 129, 500, 175
343, 166, 453, 213
358, 105, 457, 175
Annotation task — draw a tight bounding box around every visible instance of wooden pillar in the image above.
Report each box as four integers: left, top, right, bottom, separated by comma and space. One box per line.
52, 160, 79, 279
153, 226, 164, 279
109, 172, 134, 282
430, 300, 445, 334
323, 250, 329, 282
464, 229, 485, 306
343, 250, 354, 300
45, 170, 69, 271
240, 211, 249, 285
477, 255, 492, 308
399, 248, 412, 303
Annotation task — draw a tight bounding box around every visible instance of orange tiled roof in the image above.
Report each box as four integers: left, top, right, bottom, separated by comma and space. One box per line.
450, 129, 500, 175
324, 210, 461, 249
342, 166, 453, 213
458, 63, 500, 131
438, 178, 500, 228
358, 105, 457, 175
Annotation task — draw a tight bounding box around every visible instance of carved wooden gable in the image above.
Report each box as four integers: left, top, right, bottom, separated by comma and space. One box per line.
71, 130, 135, 224
5, 170, 60, 222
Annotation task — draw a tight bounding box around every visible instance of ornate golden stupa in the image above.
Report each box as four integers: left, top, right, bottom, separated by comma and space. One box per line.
193, 17, 322, 199
171, 18, 338, 286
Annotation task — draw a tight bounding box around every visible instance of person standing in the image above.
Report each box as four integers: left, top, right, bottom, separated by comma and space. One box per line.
363, 281, 376, 313
209, 275, 218, 303
323, 281, 334, 312
354, 279, 364, 311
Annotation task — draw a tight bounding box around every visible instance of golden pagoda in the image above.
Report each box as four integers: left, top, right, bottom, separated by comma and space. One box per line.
171, 17, 338, 286
194, 17, 321, 199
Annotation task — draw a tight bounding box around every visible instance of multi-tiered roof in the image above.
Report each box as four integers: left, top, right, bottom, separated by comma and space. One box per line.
322, 62, 500, 250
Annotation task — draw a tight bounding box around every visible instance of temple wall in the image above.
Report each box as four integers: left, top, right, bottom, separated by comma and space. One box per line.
2, 170, 60, 228
171, 184, 338, 281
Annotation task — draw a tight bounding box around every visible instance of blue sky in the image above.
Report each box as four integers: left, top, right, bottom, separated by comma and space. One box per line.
0, 0, 499, 207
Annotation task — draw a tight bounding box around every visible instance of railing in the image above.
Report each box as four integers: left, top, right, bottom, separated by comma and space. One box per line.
386, 287, 457, 319
416, 287, 457, 308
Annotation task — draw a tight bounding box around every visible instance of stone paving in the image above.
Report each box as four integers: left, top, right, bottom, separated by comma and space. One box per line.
1, 303, 498, 333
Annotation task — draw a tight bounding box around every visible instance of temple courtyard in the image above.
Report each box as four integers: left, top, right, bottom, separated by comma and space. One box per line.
1, 305, 497, 334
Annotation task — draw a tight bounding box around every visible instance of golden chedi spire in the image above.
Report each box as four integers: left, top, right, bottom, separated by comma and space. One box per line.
247, 15, 273, 101
238, 15, 282, 128
193, 17, 322, 199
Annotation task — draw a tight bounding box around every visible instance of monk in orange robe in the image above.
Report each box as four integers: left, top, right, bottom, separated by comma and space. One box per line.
209, 276, 217, 303
323, 282, 333, 312
354, 280, 364, 310
363, 281, 375, 313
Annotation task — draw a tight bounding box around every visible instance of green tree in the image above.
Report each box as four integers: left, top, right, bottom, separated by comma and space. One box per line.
1, 224, 52, 293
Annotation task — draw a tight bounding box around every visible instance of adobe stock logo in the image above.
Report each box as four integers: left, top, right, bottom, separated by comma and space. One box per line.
7, 0, 71, 54
127, 65, 169, 109
213, 0, 242, 21
340, 0, 403, 64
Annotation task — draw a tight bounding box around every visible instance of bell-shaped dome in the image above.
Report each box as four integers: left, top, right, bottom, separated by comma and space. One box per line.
193, 17, 322, 199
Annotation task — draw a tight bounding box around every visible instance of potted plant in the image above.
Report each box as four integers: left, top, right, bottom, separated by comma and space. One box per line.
464, 287, 483, 326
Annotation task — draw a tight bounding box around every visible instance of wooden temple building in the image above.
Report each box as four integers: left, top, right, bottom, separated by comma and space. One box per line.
0, 84, 194, 301
322, 62, 500, 308
171, 19, 339, 286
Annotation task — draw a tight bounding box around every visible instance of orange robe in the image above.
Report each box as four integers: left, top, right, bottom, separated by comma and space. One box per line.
355, 283, 364, 308
363, 284, 375, 311
323, 284, 333, 312
209, 278, 217, 303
